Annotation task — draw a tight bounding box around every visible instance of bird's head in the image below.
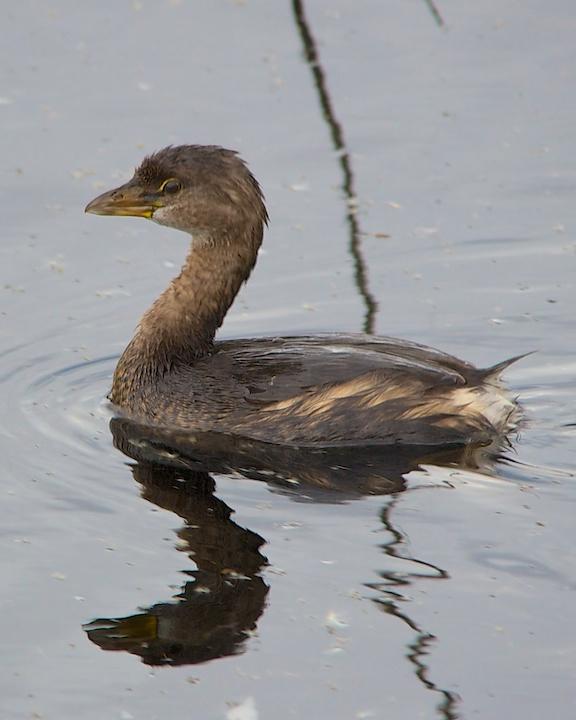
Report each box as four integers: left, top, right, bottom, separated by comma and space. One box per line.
85, 145, 268, 237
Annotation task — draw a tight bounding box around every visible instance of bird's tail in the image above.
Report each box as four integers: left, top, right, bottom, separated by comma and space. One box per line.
480, 351, 534, 380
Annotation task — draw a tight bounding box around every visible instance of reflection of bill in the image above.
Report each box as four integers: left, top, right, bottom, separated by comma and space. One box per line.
84, 463, 269, 666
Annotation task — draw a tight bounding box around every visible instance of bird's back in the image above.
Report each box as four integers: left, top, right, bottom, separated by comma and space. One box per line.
131, 334, 519, 449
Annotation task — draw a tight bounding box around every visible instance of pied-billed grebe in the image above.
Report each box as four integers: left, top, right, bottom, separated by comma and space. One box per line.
86, 145, 522, 449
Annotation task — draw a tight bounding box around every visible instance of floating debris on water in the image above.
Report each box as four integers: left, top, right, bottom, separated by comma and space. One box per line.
226, 696, 258, 720
325, 611, 348, 633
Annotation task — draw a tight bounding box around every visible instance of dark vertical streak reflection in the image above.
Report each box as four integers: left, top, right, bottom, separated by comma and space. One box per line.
423, 0, 445, 27
368, 498, 461, 720
291, 0, 378, 334
291, 3, 455, 714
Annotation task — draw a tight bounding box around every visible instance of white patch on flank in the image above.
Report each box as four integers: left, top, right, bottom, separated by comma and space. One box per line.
451, 385, 517, 431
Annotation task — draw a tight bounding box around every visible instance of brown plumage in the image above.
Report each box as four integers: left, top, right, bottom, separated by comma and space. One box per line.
85, 145, 522, 450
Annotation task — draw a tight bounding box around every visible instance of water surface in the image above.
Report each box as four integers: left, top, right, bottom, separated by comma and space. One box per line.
1, 1, 575, 718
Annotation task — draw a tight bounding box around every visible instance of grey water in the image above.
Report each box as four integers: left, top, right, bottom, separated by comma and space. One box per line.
1, 1, 575, 718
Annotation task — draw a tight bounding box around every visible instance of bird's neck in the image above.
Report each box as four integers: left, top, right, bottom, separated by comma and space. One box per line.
110, 225, 262, 406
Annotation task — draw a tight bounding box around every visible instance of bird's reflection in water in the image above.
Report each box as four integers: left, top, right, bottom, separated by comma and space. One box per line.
85, 417, 499, 714
84, 460, 269, 666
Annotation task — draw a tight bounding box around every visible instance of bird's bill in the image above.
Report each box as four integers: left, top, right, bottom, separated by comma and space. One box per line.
85, 182, 162, 218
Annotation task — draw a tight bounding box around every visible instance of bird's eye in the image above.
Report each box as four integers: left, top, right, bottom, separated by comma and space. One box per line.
159, 179, 181, 194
